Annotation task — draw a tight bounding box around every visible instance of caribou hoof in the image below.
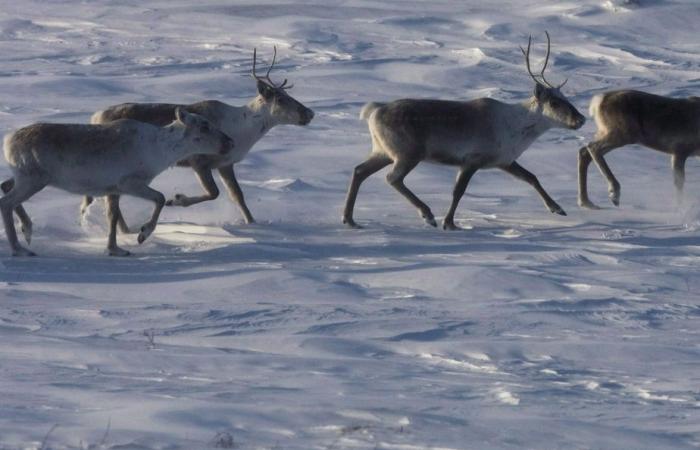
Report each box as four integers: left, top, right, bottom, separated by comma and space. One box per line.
609, 190, 620, 207
108, 246, 131, 257
442, 219, 465, 231
578, 199, 601, 210
137, 224, 155, 244
343, 217, 363, 229
549, 204, 567, 216
442, 220, 461, 231
12, 246, 36, 257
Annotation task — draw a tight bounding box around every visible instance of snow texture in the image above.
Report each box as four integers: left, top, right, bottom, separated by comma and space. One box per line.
1, 1, 700, 449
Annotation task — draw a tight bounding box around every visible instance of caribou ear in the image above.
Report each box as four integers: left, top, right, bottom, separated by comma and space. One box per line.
257, 80, 274, 99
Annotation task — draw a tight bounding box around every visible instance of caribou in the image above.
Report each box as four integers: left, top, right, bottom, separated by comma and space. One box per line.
85, 47, 314, 231
0, 108, 233, 256
578, 90, 700, 209
343, 32, 585, 229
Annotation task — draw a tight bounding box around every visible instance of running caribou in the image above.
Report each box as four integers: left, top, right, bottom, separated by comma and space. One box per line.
0, 108, 233, 256
343, 32, 585, 229
578, 90, 700, 209
85, 46, 314, 231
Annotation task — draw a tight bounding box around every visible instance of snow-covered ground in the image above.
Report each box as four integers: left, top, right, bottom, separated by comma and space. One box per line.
2, 0, 700, 448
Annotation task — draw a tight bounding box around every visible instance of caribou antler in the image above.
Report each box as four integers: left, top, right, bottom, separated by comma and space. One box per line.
520, 31, 567, 90
252, 46, 293, 90
520, 35, 539, 85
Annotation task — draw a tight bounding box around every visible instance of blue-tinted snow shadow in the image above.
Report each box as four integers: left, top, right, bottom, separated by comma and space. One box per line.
0, 215, 690, 285
0, 217, 551, 283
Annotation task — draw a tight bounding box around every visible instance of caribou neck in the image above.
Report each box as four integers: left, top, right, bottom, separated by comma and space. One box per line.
511, 97, 557, 138
161, 124, 192, 166
206, 96, 280, 155
244, 95, 279, 136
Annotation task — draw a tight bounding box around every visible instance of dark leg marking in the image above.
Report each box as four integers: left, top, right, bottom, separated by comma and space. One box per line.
342, 154, 392, 228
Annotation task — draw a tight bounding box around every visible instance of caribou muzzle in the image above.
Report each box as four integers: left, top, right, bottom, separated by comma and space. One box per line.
299, 107, 315, 126
571, 113, 586, 130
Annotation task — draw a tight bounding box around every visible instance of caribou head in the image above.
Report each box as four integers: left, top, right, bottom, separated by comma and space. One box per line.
521, 32, 585, 130
252, 46, 314, 126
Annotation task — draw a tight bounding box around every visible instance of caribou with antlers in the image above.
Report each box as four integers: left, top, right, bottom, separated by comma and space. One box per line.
343, 32, 585, 229
85, 47, 314, 230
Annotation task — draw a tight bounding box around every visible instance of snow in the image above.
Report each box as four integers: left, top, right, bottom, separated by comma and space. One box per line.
1, 0, 700, 449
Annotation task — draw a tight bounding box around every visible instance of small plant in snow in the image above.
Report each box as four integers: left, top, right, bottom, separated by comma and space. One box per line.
210, 431, 235, 448
39, 424, 58, 450
143, 329, 156, 350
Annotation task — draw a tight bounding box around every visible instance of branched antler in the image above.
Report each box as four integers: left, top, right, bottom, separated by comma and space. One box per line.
520, 31, 567, 89
252, 46, 293, 90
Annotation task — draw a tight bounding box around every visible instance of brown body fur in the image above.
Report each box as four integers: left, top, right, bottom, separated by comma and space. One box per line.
93, 101, 228, 168
579, 90, 700, 208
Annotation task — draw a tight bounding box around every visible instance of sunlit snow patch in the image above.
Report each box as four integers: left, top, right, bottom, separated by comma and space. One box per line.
153, 223, 255, 250
492, 386, 520, 405
419, 353, 500, 374
451, 47, 486, 66
564, 283, 592, 292
602, 0, 645, 12
259, 178, 315, 191
492, 228, 522, 239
